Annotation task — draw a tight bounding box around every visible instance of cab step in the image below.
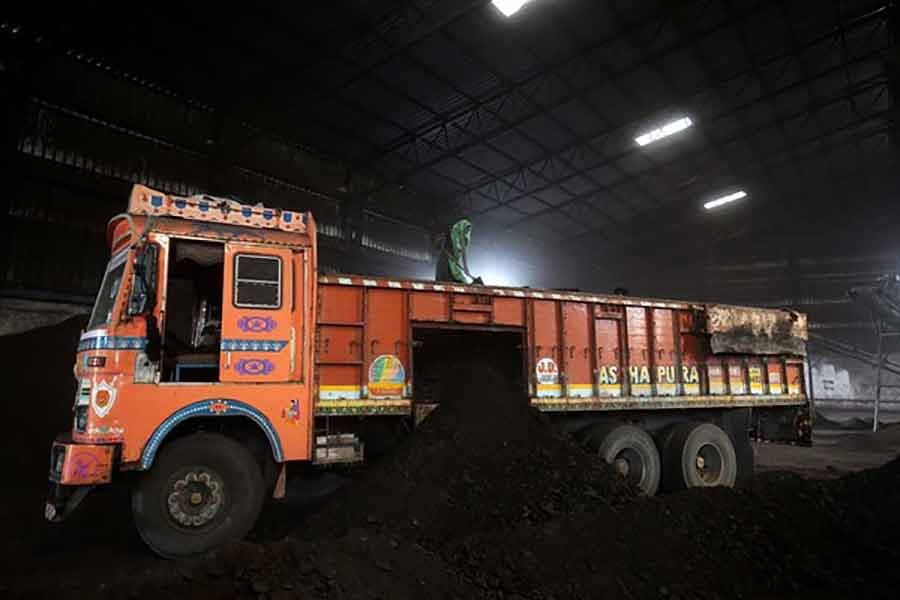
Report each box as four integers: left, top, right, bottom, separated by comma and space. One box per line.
314, 433, 364, 465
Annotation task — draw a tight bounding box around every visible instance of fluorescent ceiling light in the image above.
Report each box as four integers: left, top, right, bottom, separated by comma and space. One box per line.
704, 190, 748, 210
492, 0, 531, 17
635, 116, 693, 146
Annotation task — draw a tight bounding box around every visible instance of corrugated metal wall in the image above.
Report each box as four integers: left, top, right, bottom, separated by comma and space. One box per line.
2, 52, 437, 300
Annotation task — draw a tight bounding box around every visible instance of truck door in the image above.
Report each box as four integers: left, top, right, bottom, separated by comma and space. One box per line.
532, 300, 562, 399
561, 302, 592, 398
625, 307, 652, 396
364, 288, 409, 399
594, 316, 622, 397
652, 309, 677, 396
678, 311, 703, 395
220, 244, 294, 382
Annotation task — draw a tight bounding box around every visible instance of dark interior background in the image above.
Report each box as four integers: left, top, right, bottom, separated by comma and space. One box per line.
1, 0, 897, 399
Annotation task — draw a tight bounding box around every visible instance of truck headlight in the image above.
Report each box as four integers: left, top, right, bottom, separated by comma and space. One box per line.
74, 406, 88, 432
75, 379, 91, 408
50, 446, 66, 479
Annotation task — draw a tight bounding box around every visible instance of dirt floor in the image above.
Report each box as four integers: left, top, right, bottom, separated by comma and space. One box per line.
756, 422, 900, 479
4, 319, 900, 599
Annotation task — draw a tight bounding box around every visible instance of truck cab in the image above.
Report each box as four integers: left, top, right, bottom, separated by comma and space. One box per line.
47, 185, 318, 557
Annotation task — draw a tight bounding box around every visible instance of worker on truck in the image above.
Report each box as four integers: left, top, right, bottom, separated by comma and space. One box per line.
46, 184, 811, 558
435, 217, 483, 285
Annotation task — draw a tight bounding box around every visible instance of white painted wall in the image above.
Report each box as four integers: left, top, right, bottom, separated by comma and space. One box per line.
812, 362, 854, 399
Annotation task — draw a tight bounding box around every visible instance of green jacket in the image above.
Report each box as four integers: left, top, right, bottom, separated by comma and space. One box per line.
446, 219, 473, 283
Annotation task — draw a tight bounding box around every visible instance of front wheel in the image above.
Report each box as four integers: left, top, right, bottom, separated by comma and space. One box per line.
132, 432, 264, 558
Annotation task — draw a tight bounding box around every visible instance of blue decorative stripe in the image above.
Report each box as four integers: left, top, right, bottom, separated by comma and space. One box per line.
140, 399, 284, 469
78, 336, 147, 352
221, 339, 288, 352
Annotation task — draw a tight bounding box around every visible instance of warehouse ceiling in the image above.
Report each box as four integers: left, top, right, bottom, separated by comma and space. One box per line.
4, 0, 899, 289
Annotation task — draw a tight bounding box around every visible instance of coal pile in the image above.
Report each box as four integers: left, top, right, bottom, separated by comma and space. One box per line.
0, 316, 85, 480
6, 324, 900, 599
162, 381, 900, 600
156, 456, 900, 600
829, 454, 900, 574
455, 458, 900, 599
154, 362, 637, 598
305, 362, 636, 546
0, 317, 154, 598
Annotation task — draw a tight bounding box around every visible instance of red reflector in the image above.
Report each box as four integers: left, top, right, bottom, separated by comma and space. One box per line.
86, 356, 106, 367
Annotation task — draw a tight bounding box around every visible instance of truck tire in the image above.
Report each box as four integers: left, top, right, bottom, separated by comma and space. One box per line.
661, 422, 737, 491
132, 432, 265, 558
585, 424, 661, 496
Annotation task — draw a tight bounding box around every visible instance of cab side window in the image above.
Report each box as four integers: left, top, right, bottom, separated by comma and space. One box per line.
234, 254, 282, 309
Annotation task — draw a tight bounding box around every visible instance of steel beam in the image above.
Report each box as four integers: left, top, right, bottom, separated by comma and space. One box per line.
453, 5, 891, 214
512, 76, 891, 231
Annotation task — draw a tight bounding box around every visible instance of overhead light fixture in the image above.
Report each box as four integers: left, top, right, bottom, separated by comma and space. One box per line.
492, 0, 532, 17
704, 190, 748, 210
635, 116, 693, 146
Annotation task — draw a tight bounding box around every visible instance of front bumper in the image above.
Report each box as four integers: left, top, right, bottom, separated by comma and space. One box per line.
45, 436, 117, 522
49, 436, 116, 485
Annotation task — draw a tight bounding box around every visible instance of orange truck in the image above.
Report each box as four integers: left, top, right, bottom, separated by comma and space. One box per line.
46, 184, 812, 557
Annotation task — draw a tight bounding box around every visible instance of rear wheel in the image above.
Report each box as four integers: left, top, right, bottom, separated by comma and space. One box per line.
132, 432, 264, 558
661, 422, 737, 491
585, 424, 661, 496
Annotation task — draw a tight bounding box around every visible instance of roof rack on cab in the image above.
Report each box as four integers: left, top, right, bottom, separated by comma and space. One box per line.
127, 184, 310, 234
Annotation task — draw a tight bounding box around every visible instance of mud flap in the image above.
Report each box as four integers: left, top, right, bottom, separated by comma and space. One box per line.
720, 408, 754, 483
45, 483, 93, 522
273, 463, 287, 499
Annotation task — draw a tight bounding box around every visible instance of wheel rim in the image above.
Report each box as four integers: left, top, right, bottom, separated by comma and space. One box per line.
693, 443, 724, 485
613, 447, 646, 487
166, 469, 225, 529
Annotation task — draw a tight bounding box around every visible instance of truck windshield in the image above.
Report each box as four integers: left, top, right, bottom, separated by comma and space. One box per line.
87, 251, 128, 330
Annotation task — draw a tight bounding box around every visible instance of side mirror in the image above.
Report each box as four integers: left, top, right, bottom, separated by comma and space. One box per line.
127, 244, 159, 316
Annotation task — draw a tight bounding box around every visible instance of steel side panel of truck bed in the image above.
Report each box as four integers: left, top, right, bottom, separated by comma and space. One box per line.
314, 275, 808, 417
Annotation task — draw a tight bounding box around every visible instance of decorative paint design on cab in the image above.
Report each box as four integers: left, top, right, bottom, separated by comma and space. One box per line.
91, 380, 116, 418
86, 425, 125, 441
235, 358, 275, 376
237, 315, 278, 333
78, 336, 147, 352
282, 399, 301, 424
208, 400, 230, 414
70, 451, 105, 481
221, 339, 287, 352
